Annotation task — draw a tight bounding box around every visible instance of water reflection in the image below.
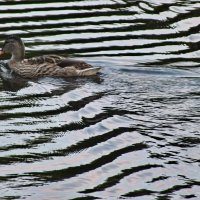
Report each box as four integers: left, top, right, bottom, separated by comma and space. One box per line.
0, 0, 200, 200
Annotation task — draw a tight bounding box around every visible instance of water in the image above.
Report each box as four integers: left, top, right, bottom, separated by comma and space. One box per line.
0, 0, 200, 199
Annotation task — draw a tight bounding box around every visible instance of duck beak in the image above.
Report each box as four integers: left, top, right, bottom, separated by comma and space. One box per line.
0, 50, 4, 55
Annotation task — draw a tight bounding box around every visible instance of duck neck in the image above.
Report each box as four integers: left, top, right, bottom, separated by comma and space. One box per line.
10, 45, 25, 63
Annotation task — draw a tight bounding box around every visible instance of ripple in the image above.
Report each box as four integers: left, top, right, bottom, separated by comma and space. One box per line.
1, 0, 200, 199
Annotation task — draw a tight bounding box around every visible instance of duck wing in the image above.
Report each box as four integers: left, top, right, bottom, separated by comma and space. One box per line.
57, 58, 92, 69
19, 57, 100, 78
25, 55, 64, 65
26, 55, 92, 70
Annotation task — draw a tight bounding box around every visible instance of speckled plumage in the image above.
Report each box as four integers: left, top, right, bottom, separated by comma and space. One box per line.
0, 36, 100, 78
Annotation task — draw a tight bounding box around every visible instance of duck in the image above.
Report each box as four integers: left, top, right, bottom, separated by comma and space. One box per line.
0, 35, 100, 78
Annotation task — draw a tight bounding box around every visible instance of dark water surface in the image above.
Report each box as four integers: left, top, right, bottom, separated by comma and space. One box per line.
0, 0, 200, 199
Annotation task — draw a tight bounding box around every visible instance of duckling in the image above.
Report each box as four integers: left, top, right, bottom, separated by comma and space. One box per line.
0, 35, 100, 78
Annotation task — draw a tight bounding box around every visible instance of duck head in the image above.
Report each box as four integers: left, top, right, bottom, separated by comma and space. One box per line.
0, 35, 25, 62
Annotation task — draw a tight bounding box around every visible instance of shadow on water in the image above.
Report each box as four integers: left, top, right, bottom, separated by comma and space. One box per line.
0, 0, 200, 200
